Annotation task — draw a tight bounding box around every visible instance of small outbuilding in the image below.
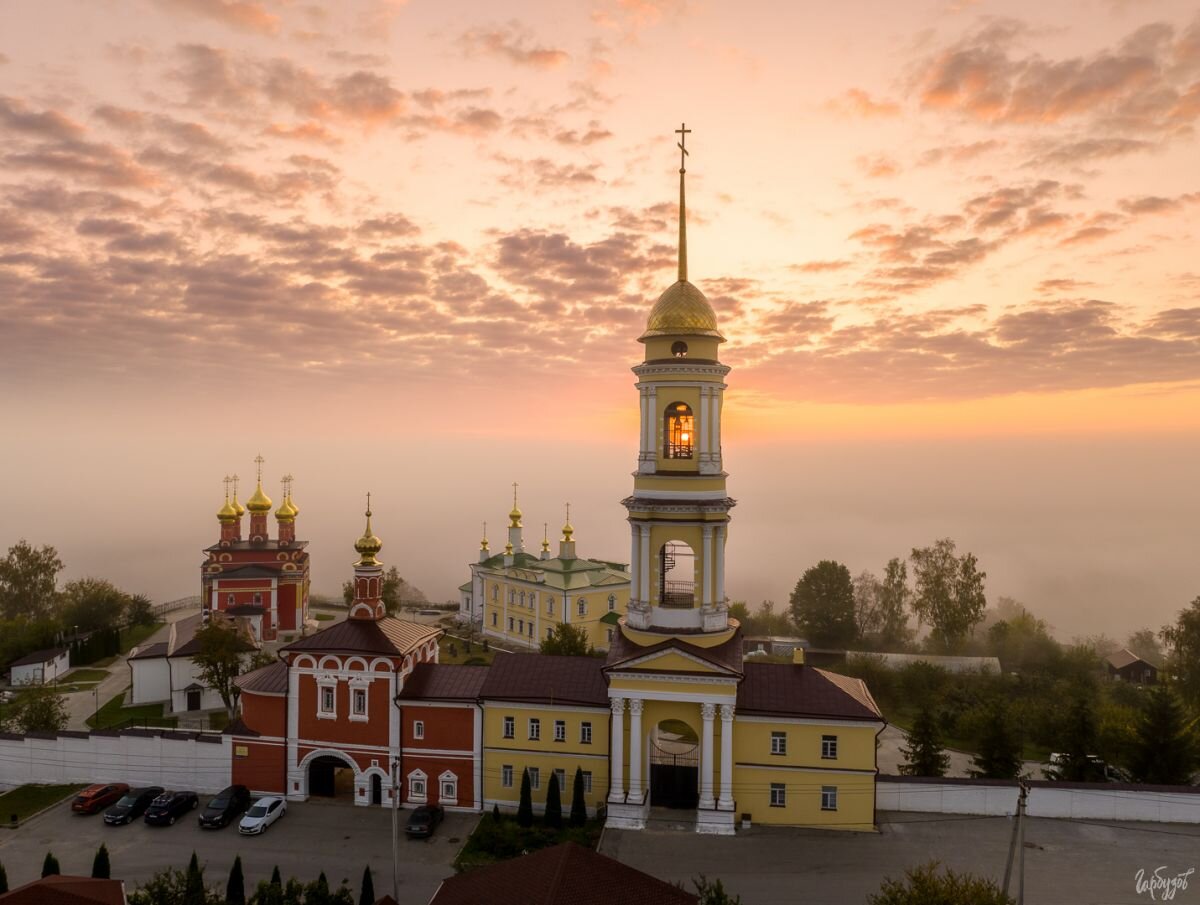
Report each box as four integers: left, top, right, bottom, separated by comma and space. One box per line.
0, 874, 127, 904
7, 647, 69, 686
1106, 648, 1158, 685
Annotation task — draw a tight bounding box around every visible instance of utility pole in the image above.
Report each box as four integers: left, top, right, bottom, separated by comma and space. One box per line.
1003, 780, 1029, 903
391, 755, 400, 902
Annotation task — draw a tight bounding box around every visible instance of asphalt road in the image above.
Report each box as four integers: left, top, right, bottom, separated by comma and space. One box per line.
601, 809, 1200, 905
876, 724, 1047, 779
0, 795, 476, 901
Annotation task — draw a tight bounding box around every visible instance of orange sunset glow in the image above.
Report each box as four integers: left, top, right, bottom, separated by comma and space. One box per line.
1, 0, 1198, 639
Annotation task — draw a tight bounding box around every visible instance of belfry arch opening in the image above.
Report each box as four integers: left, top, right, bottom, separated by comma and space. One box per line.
664, 402, 694, 459
649, 719, 700, 809
658, 542, 695, 608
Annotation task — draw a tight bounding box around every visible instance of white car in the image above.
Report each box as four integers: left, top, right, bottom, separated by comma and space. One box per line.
238, 796, 286, 835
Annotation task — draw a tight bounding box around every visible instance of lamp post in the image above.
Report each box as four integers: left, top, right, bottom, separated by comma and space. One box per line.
391, 754, 401, 902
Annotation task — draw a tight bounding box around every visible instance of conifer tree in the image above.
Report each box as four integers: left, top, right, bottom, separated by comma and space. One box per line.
569, 766, 587, 827
91, 843, 111, 879
900, 705, 950, 777
517, 768, 534, 828
270, 866, 282, 888
358, 865, 374, 905
491, 802, 501, 821
0, 860, 8, 895
1128, 686, 1200, 785
544, 772, 562, 829
226, 855, 245, 905
970, 702, 1023, 779
1044, 693, 1102, 781
41, 852, 60, 878
184, 851, 205, 905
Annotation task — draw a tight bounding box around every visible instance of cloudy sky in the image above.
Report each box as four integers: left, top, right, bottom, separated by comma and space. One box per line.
1, 0, 1198, 639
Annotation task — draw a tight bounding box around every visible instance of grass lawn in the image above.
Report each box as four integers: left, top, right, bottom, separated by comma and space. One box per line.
91, 655, 119, 668
315, 613, 336, 621
119, 622, 165, 655
63, 669, 110, 683
57, 682, 101, 693
208, 711, 230, 731
454, 814, 603, 872
0, 784, 82, 825
438, 634, 495, 666
86, 688, 177, 730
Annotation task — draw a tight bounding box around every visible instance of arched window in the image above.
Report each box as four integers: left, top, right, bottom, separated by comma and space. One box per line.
671, 341, 688, 357
608, 594, 616, 612
664, 402, 694, 459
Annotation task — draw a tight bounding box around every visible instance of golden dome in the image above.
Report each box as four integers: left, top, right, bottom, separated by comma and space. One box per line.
232, 495, 245, 517
355, 509, 383, 564
562, 521, 574, 542
275, 496, 297, 522
246, 481, 272, 513
639, 280, 725, 342
217, 499, 238, 522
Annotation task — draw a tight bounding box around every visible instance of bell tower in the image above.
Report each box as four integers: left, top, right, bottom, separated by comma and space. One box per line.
622, 124, 734, 637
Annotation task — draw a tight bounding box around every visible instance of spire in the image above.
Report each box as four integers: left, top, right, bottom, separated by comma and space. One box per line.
217, 476, 237, 522
676, 122, 691, 282
559, 502, 576, 561
481, 521, 489, 551
507, 482, 525, 554
541, 522, 551, 559
354, 492, 382, 565
230, 473, 245, 518
508, 481, 522, 527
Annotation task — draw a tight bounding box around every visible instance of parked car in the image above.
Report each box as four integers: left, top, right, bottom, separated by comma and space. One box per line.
199, 784, 251, 829
405, 805, 444, 838
103, 786, 164, 825
72, 783, 130, 815
1045, 753, 1126, 782
144, 791, 200, 826
238, 796, 286, 835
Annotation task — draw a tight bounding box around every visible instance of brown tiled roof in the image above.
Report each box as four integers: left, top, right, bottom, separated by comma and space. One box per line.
429, 842, 697, 905
0, 875, 127, 904
9, 647, 66, 668
169, 613, 256, 658
481, 654, 608, 708
236, 660, 288, 695
398, 664, 489, 701
604, 627, 744, 676
128, 641, 168, 661
283, 617, 440, 657
736, 663, 883, 721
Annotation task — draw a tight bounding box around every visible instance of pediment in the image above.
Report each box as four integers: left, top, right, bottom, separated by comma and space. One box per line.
607, 644, 738, 677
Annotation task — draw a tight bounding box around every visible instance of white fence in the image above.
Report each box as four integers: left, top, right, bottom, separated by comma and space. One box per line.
878, 776, 1200, 824
0, 730, 232, 794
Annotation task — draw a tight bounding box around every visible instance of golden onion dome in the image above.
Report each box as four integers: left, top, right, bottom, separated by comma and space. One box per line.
639, 280, 724, 342
562, 521, 574, 542
275, 496, 297, 522
232, 494, 245, 517
354, 510, 383, 564
246, 481, 272, 513
508, 506, 522, 528
217, 499, 238, 522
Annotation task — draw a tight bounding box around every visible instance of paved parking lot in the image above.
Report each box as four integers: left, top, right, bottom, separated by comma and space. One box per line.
0, 795, 477, 901
601, 810, 1200, 905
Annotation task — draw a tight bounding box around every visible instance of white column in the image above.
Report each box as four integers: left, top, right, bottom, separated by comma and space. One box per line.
702, 525, 713, 607
639, 525, 651, 604
718, 704, 735, 810
639, 386, 649, 460
715, 525, 726, 608
648, 387, 657, 457
608, 697, 626, 802
629, 525, 640, 604
713, 389, 722, 464
699, 703, 716, 809
698, 385, 710, 459
627, 699, 644, 801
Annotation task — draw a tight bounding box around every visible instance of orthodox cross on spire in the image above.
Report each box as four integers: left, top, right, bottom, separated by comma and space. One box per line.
231, 473, 240, 497
254, 454, 265, 482
512, 482, 519, 508
365, 490, 372, 517
223, 474, 232, 501
675, 122, 691, 282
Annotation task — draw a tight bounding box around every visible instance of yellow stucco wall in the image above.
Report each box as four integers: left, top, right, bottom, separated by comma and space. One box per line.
733, 766, 875, 830
481, 579, 630, 650
643, 336, 723, 361
732, 721, 879, 772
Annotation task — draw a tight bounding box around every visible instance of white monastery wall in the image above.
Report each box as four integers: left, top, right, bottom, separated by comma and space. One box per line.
0, 731, 232, 794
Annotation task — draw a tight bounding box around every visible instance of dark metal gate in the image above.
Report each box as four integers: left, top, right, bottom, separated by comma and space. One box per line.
649, 739, 699, 809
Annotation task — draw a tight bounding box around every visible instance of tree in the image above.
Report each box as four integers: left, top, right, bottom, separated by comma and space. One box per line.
0, 540, 64, 621
986, 601, 1060, 674
1162, 597, 1200, 707
42, 851, 60, 877
1127, 686, 1199, 785
0, 859, 7, 894
789, 561, 857, 648
60, 578, 130, 634
358, 866, 374, 905
969, 702, 1023, 779
544, 771, 562, 829
877, 558, 913, 648
227, 856, 246, 905
539, 622, 592, 657
1126, 628, 1163, 666
184, 852, 205, 905
92, 843, 111, 879
694, 876, 742, 904
869, 862, 1013, 905
127, 593, 157, 627
1044, 693, 1104, 782
853, 571, 885, 642
192, 620, 254, 717
569, 766, 587, 827
517, 768, 533, 828
910, 539, 987, 650
9, 684, 68, 733
900, 705, 949, 777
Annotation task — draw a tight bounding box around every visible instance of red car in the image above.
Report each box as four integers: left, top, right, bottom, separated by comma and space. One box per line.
72, 783, 130, 815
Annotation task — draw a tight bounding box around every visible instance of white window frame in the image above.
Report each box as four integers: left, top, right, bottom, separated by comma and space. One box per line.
529, 717, 541, 741
507, 617, 514, 631
501, 764, 514, 788
771, 731, 787, 755
317, 679, 337, 719
554, 768, 566, 791
554, 720, 566, 742
528, 767, 540, 790
608, 594, 616, 611
547, 598, 554, 615
350, 685, 369, 722
770, 783, 786, 807
821, 735, 838, 760
580, 721, 592, 744
413, 719, 425, 740
577, 599, 587, 617
503, 716, 515, 739
439, 770, 457, 803
408, 770, 427, 803
821, 785, 838, 811
582, 771, 592, 794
